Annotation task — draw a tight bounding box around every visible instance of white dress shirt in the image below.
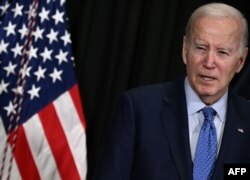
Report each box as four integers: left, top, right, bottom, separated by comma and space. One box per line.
184, 78, 227, 161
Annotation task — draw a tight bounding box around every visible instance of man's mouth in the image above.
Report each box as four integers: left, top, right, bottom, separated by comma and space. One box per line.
200, 75, 216, 81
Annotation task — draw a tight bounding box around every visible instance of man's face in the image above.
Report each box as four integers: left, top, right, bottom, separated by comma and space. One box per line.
182, 16, 248, 105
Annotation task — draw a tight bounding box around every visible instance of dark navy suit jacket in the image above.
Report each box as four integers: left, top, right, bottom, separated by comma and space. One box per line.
94, 77, 250, 180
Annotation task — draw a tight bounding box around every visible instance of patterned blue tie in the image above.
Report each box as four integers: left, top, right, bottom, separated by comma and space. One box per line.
193, 107, 217, 180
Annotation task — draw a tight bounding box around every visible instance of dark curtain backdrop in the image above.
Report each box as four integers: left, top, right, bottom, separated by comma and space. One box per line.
66, 0, 250, 179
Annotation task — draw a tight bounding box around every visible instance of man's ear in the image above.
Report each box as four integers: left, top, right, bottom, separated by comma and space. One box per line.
182, 36, 188, 65
236, 47, 248, 73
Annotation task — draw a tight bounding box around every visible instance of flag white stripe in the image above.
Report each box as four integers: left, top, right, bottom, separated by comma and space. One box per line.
0, 117, 21, 180
9, 159, 21, 180
0, 116, 7, 158
23, 114, 61, 180
53, 91, 87, 179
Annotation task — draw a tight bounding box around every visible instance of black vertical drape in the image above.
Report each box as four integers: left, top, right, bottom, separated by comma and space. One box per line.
66, 0, 250, 179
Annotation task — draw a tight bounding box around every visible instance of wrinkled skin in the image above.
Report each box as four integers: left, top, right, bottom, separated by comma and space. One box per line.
182, 16, 248, 105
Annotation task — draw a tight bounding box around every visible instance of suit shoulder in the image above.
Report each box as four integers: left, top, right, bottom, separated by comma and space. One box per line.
120, 78, 185, 105
232, 92, 250, 107
231, 92, 250, 116
124, 82, 174, 98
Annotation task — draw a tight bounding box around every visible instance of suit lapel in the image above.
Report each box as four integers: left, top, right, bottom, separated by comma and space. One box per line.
212, 92, 247, 179
161, 78, 193, 180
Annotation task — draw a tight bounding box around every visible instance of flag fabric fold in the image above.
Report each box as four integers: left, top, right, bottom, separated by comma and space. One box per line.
0, 0, 87, 179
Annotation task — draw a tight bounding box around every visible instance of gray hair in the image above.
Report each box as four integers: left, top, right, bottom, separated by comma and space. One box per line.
185, 3, 248, 49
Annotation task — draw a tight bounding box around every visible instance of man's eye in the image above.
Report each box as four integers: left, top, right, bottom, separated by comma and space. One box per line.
218, 51, 229, 56
196, 46, 205, 50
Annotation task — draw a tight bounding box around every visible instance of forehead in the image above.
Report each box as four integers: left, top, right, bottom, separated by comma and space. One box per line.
190, 16, 242, 44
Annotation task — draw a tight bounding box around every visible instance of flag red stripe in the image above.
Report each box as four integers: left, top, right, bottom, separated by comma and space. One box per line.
69, 84, 87, 129
38, 103, 81, 180
13, 126, 40, 179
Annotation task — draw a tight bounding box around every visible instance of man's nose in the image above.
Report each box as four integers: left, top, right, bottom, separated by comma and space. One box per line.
203, 51, 216, 68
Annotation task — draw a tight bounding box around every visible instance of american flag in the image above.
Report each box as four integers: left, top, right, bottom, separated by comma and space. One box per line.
0, 0, 87, 179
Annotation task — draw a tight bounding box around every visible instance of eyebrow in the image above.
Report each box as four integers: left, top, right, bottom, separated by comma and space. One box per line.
193, 40, 236, 53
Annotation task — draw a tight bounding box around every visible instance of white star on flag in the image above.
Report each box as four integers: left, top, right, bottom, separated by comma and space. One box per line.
0, 2, 10, 15
3, 61, 17, 77
50, 68, 63, 83
0, 80, 9, 95
39, 7, 50, 23
40, 47, 53, 62
61, 30, 71, 46
46, 28, 58, 44
12, 85, 24, 95
27, 85, 41, 100
18, 24, 28, 39
52, 9, 64, 25
60, 0, 66, 6
55, 49, 68, 64
34, 66, 47, 81
0, 39, 9, 54
4, 101, 17, 116
11, 3, 24, 18
3, 22, 16, 37
32, 27, 45, 42
20, 66, 32, 78
27, 45, 38, 60
11, 43, 23, 58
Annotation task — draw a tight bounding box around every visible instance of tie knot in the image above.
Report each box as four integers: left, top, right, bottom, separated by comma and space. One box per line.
202, 107, 216, 121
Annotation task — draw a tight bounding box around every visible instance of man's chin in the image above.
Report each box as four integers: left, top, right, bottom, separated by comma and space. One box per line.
197, 90, 215, 99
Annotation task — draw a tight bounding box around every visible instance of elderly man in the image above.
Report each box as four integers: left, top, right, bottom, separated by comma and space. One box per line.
94, 3, 250, 180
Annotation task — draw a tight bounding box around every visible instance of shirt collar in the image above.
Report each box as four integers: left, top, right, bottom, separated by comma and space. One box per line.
184, 77, 227, 122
